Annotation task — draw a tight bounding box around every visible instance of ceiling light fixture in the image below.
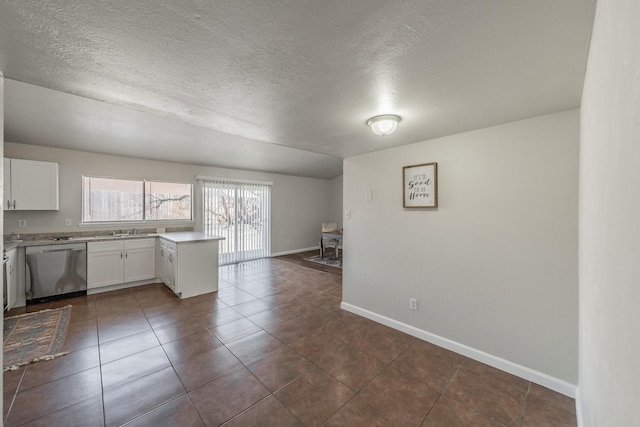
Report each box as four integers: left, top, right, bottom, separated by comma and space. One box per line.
367, 114, 401, 136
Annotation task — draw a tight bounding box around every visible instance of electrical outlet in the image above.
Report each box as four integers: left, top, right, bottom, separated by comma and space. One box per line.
409, 298, 418, 311
65, 218, 72, 226
18, 219, 27, 228
345, 210, 351, 220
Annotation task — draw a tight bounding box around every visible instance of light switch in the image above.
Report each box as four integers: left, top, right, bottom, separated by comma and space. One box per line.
366, 190, 373, 201
345, 210, 351, 220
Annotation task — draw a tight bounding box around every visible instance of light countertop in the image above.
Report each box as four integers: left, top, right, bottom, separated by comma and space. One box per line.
3, 242, 21, 251
4, 232, 224, 248
158, 232, 225, 243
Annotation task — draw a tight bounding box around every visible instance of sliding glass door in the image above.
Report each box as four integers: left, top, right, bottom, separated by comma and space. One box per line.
201, 178, 271, 265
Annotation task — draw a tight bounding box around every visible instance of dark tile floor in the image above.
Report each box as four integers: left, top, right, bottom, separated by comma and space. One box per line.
3, 253, 577, 426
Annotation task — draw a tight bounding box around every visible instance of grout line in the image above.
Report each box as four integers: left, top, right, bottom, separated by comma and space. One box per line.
220, 394, 276, 426
7, 265, 348, 424
96, 309, 107, 427
3, 365, 27, 425
441, 360, 521, 426
222, 263, 351, 425
441, 358, 464, 395
520, 381, 532, 427
421, 361, 466, 425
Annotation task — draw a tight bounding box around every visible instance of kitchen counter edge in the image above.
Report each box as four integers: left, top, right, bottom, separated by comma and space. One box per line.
158, 232, 225, 244
5, 232, 224, 247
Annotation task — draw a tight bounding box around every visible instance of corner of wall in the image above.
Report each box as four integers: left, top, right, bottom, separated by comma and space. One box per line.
575, 385, 584, 427
341, 301, 578, 398
342, 110, 579, 387
0, 71, 5, 418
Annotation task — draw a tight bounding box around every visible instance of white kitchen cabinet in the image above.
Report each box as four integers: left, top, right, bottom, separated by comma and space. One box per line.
87, 241, 125, 288
87, 238, 155, 290
124, 239, 157, 282
158, 239, 169, 288
167, 251, 177, 292
159, 236, 219, 299
5, 248, 18, 310
157, 239, 177, 291
156, 239, 164, 281
166, 241, 177, 292
4, 158, 59, 211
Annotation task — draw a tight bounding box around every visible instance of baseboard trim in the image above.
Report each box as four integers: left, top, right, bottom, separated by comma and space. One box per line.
87, 279, 157, 295
271, 246, 320, 257
575, 386, 584, 426
340, 302, 578, 398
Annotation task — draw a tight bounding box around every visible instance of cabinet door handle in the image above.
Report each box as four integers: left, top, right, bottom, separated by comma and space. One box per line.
160, 249, 164, 256
7, 200, 10, 210
120, 251, 123, 259
12, 200, 16, 209
125, 251, 128, 258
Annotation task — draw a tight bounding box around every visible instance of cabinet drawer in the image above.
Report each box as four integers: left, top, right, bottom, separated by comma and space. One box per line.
88, 240, 123, 253
162, 239, 177, 253
124, 238, 155, 249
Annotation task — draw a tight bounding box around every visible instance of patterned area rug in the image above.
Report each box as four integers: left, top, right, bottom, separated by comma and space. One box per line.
3, 306, 71, 371
304, 254, 342, 269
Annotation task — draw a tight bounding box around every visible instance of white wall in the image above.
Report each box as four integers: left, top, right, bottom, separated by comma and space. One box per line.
579, 0, 640, 425
343, 110, 579, 388
1, 72, 5, 417
3, 143, 334, 254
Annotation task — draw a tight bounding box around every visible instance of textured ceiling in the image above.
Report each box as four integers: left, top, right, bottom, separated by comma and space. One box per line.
0, 0, 595, 179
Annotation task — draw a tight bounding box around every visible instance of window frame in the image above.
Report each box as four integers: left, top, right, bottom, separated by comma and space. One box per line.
81, 175, 194, 225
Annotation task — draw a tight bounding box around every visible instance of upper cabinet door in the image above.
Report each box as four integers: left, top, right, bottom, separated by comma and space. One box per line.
3, 158, 12, 210
8, 159, 59, 210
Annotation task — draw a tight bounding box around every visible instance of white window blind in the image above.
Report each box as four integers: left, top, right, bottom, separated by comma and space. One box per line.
200, 178, 271, 265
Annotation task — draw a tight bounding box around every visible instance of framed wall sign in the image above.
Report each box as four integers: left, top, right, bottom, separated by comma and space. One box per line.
403, 162, 438, 208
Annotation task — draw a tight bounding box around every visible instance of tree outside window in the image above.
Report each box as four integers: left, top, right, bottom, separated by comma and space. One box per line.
82, 176, 192, 223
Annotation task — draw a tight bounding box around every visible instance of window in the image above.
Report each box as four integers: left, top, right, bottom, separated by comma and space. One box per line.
82, 176, 192, 223
145, 181, 192, 220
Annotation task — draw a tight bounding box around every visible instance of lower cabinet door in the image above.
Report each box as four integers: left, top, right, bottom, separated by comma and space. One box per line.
124, 247, 156, 282
87, 250, 124, 289
7, 249, 18, 309
166, 252, 177, 291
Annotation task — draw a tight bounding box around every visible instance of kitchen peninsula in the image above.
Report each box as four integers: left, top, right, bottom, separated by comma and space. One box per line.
156, 232, 224, 299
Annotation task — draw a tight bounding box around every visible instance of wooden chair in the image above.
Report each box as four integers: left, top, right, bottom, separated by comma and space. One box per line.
321, 223, 340, 258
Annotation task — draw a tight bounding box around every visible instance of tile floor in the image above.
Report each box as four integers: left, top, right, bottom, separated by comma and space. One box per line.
3, 254, 577, 426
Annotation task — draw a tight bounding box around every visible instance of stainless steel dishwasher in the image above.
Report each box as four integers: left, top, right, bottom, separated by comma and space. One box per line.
25, 243, 87, 304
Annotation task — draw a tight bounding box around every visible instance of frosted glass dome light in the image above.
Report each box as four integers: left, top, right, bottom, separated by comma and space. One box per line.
367, 115, 401, 136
